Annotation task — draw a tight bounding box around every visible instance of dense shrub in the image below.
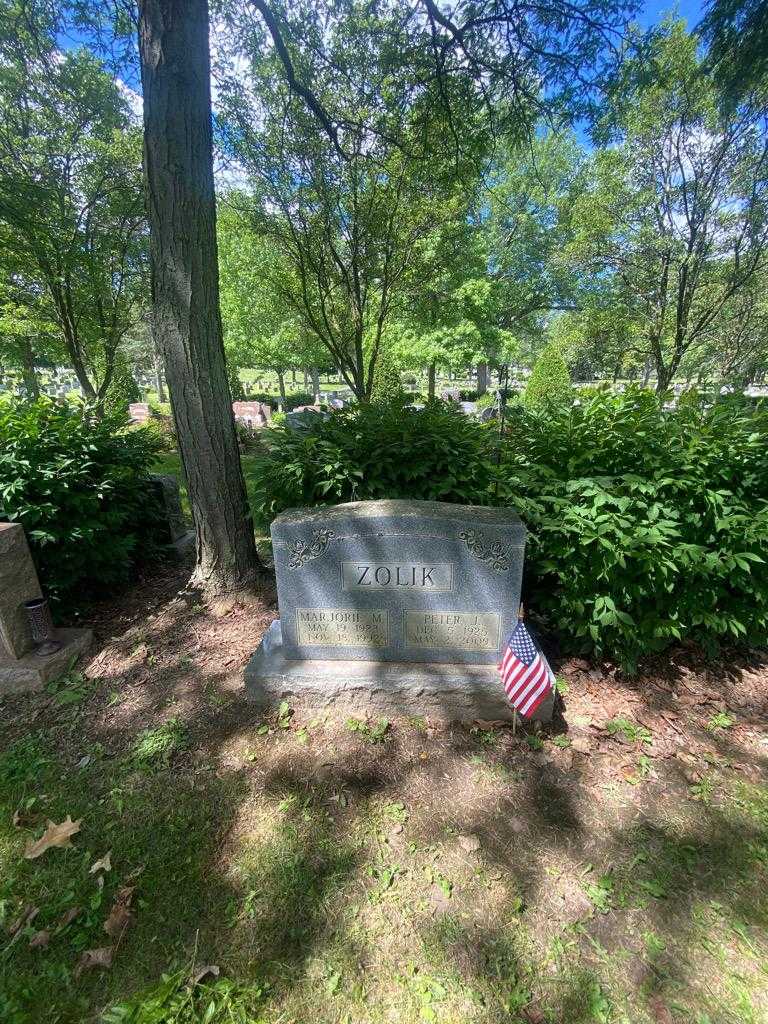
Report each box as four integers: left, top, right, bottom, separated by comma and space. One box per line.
0, 397, 164, 608
283, 391, 316, 412
103, 354, 141, 414
370, 349, 405, 406
134, 414, 177, 452
226, 361, 246, 401
255, 388, 768, 668
255, 402, 496, 519
501, 387, 768, 668
523, 343, 572, 411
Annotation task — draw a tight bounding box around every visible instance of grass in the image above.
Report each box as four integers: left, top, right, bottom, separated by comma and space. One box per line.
1, 705, 767, 1023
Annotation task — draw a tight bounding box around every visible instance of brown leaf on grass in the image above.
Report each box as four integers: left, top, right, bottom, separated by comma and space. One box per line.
648, 995, 673, 1024
24, 817, 81, 859
29, 929, 50, 949
103, 885, 135, 938
523, 1006, 545, 1024
89, 851, 112, 874
76, 947, 113, 974
57, 907, 81, 930
8, 905, 39, 937
192, 965, 220, 986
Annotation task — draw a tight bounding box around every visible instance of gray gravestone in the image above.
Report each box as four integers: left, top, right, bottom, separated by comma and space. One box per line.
272, 500, 525, 665
245, 499, 552, 720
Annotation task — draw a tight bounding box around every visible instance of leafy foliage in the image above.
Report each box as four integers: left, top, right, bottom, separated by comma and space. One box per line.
369, 347, 405, 407
255, 402, 496, 519
501, 387, 768, 668
0, 396, 163, 608
522, 343, 573, 411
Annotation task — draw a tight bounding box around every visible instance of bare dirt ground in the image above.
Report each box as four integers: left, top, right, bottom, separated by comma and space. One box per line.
1, 561, 767, 1023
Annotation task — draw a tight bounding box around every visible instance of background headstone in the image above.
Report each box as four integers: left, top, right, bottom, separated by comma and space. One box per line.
0, 522, 43, 659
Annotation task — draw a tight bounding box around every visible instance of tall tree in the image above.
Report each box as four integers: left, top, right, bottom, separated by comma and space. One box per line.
217, 196, 328, 400
0, 26, 148, 405
138, 0, 263, 597
565, 21, 768, 391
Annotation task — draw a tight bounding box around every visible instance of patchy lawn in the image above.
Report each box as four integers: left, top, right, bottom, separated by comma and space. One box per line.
1, 563, 767, 1024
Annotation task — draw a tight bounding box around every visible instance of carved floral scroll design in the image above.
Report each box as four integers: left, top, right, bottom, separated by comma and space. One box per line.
458, 529, 511, 574
287, 529, 336, 569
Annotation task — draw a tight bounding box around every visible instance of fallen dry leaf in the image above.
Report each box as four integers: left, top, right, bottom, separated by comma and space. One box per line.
89, 851, 112, 874
77, 947, 113, 974
24, 817, 81, 859
648, 994, 673, 1024
8, 905, 39, 937
29, 929, 50, 949
104, 885, 135, 938
458, 833, 481, 854
523, 1006, 545, 1024
192, 965, 220, 986
57, 907, 81, 929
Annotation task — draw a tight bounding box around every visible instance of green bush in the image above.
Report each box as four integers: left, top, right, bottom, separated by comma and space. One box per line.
135, 414, 177, 453
255, 402, 496, 519
370, 348, 405, 406
103, 354, 141, 414
283, 391, 316, 412
226, 360, 246, 402
0, 397, 164, 609
500, 387, 768, 669
523, 344, 572, 411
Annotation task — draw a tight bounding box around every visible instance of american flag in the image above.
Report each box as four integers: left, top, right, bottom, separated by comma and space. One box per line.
499, 619, 556, 718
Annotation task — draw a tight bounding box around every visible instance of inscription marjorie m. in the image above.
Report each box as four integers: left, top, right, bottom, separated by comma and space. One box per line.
341, 561, 453, 592
296, 607, 389, 647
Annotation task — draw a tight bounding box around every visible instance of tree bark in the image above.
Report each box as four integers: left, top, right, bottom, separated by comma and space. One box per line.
476, 362, 488, 397
427, 361, 436, 400
277, 370, 286, 403
153, 343, 166, 403
138, 0, 262, 597
310, 366, 321, 403
19, 338, 39, 400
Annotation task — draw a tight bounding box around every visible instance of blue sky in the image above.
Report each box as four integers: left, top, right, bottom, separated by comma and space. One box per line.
639, 0, 705, 30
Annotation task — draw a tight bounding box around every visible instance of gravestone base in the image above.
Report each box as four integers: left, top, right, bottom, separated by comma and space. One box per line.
0, 628, 92, 695
245, 620, 554, 722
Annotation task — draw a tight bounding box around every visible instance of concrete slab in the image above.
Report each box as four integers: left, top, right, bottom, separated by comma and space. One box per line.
245, 620, 554, 722
0, 627, 93, 695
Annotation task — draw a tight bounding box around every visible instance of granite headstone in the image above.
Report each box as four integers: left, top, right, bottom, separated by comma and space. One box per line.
245, 499, 553, 720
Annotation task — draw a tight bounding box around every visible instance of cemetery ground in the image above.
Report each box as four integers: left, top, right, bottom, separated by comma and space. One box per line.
1, 565, 767, 1024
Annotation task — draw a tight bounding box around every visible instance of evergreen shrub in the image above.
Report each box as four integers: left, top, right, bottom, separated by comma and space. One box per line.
523, 343, 573, 411
370, 349, 405, 406
0, 397, 164, 609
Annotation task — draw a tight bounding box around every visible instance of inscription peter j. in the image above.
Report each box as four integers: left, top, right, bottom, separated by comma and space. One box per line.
405, 611, 501, 652
340, 561, 453, 592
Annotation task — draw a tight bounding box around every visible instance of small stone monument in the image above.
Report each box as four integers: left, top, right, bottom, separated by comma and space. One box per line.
246, 499, 553, 720
0, 523, 92, 694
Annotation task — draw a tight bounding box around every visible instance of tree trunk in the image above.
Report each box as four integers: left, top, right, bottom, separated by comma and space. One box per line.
153, 337, 166, 403
303, 368, 309, 391
291, 369, 297, 385
19, 338, 39, 400
276, 370, 286, 405
476, 362, 488, 397
138, 0, 262, 597
427, 361, 436, 400
311, 366, 321, 403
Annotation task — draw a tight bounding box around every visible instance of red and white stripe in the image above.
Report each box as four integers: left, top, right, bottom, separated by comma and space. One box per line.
499, 648, 553, 717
